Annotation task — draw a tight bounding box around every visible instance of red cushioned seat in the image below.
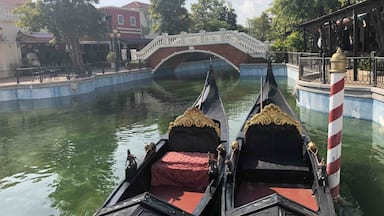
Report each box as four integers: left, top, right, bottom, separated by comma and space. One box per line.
151, 152, 209, 187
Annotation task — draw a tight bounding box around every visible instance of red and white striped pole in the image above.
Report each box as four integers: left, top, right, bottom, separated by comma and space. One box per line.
326, 48, 347, 200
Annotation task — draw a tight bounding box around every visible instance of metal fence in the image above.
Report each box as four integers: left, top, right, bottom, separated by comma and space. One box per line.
249, 51, 384, 88
270, 52, 321, 65
282, 52, 384, 88
298, 56, 330, 83
0, 60, 149, 85
375, 57, 384, 88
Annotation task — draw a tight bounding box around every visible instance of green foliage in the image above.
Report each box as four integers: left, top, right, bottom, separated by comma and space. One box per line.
217, 2, 237, 30
236, 25, 249, 33
339, 0, 360, 7
14, 0, 45, 32
190, 0, 237, 32
247, 12, 271, 41
270, 38, 286, 51
358, 58, 371, 71
106, 52, 117, 63
358, 52, 375, 71
150, 0, 190, 34
285, 31, 306, 51
268, 0, 342, 51
15, 0, 107, 72
269, 0, 342, 38
15, 0, 106, 41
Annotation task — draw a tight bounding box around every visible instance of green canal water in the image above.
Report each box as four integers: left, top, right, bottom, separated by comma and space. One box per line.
0, 71, 383, 215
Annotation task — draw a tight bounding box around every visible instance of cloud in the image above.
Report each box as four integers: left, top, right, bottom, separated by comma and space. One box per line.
185, 0, 273, 25
232, 0, 273, 25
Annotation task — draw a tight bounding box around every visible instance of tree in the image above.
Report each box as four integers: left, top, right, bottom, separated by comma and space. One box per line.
190, 0, 237, 32
247, 12, 271, 41
285, 31, 306, 51
339, 0, 363, 7
269, 0, 316, 39
217, 2, 237, 30
15, 0, 106, 74
268, 0, 341, 51
149, 0, 190, 34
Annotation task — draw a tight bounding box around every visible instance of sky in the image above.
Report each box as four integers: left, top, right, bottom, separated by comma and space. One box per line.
96, 0, 274, 26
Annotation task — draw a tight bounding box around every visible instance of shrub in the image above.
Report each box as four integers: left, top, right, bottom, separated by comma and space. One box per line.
106, 52, 117, 63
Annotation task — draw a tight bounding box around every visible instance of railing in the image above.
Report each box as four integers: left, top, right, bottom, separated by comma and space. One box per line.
270, 52, 321, 65
374, 57, 384, 88
297, 55, 384, 87
0, 60, 149, 85
136, 30, 269, 60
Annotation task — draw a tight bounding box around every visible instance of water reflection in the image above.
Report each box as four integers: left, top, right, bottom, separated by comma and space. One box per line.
0, 72, 383, 215
298, 108, 384, 215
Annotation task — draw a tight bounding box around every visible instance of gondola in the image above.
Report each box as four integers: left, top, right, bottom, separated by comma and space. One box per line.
222, 60, 336, 216
94, 65, 228, 216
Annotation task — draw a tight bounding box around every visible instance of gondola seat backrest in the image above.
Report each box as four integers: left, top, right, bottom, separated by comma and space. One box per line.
168, 107, 221, 153
243, 104, 304, 165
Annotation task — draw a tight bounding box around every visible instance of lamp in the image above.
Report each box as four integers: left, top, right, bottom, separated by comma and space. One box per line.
110, 28, 121, 72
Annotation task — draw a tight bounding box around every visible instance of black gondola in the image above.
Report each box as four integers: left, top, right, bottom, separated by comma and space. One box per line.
95, 65, 228, 216
222, 61, 336, 216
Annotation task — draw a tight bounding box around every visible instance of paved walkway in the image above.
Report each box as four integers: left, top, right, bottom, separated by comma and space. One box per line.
0, 69, 121, 87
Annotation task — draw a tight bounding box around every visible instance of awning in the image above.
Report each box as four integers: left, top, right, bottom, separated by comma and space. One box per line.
17, 31, 53, 44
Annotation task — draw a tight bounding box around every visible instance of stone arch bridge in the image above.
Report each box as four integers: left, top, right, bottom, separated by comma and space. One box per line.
136, 30, 269, 73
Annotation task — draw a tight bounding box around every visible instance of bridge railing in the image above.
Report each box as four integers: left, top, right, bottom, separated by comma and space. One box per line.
137, 30, 269, 60
228, 31, 269, 58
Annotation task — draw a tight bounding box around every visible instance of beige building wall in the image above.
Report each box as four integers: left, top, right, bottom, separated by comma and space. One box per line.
0, 2, 23, 78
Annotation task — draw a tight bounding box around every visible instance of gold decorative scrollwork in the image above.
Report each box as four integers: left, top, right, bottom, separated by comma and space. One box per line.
244, 104, 302, 134
168, 107, 220, 136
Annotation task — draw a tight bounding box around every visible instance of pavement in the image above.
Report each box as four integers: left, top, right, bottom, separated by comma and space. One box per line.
0, 69, 120, 87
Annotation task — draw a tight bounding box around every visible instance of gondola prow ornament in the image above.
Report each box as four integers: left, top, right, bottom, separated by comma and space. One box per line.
125, 149, 137, 181
326, 48, 346, 201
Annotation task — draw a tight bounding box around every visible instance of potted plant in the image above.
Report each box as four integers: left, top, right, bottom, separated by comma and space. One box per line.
106, 51, 117, 69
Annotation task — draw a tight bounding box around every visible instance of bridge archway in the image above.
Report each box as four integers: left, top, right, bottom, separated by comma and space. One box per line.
152, 49, 239, 74
137, 30, 269, 73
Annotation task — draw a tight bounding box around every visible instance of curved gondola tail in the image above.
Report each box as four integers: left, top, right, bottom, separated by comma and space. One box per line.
258, 58, 277, 108
266, 58, 277, 86
194, 64, 219, 112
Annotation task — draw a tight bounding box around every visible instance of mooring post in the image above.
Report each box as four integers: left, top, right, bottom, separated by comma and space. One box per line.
326, 48, 346, 200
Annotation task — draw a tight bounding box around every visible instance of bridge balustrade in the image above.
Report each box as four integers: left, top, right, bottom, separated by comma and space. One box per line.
137, 30, 269, 60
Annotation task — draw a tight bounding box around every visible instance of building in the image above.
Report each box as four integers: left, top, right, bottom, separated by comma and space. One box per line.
0, 1, 153, 76
17, 31, 69, 66
99, 6, 151, 61
122, 1, 156, 39
0, 0, 25, 77
99, 6, 142, 39
0, 0, 67, 74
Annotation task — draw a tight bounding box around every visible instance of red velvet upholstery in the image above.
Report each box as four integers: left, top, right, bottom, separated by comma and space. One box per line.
151, 152, 209, 187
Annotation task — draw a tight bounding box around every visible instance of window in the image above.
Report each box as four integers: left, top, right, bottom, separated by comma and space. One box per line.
130, 16, 136, 26
117, 15, 124, 25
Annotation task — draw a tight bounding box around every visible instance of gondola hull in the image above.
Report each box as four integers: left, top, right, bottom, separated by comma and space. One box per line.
222, 61, 335, 216
95, 66, 228, 216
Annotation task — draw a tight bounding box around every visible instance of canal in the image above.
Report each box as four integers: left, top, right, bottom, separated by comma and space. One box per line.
0, 70, 383, 215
